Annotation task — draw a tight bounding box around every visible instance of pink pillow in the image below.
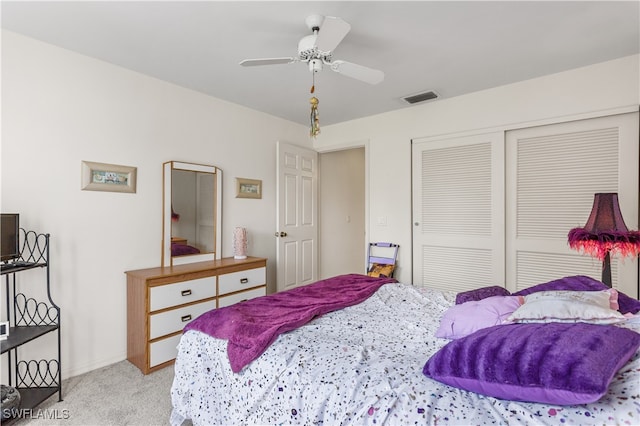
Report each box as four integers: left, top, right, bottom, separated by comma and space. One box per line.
436, 296, 524, 339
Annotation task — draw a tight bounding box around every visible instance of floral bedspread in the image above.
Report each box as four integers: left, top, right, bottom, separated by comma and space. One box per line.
170, 283, 640, 426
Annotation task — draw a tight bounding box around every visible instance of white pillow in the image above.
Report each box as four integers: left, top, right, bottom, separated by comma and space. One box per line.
523, 289, 617, 309
508, 290, 626, 324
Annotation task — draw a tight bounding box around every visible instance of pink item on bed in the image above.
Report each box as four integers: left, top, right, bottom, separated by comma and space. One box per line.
184, 273, 396, 372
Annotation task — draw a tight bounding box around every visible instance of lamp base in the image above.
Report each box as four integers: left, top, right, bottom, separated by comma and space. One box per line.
601, 251, 612, 288
234, 255, 247, 260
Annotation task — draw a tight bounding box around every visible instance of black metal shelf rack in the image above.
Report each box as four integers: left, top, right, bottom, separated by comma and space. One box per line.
1, 229, 62, 422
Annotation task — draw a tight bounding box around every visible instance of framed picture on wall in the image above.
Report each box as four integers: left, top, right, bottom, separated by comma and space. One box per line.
236, 178, 262, 199
81, 160, 137, 193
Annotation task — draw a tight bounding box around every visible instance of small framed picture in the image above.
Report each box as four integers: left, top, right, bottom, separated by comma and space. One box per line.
81, 161, 137, 193
236, 178, 262, 199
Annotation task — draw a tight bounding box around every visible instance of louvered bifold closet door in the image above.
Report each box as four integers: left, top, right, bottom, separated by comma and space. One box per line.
505, 112, 639, 297
412, 132, 504, 292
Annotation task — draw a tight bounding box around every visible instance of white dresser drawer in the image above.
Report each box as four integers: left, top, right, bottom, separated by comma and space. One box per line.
149, 334, 182, 367
149, 299, 216, 340
219, 267, 266, 295
150, 276, 216, 312
218, 286, 266, 308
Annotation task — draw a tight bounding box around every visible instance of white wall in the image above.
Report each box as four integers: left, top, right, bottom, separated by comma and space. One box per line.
0, 30, 308, 378
316, 54, 640, 285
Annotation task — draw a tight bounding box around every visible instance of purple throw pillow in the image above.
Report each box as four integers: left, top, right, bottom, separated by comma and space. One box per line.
423, 322, 640, 405
455, 286, 511, 305
513, 275, 607, 296
618, 292, 640, 315
436, 296, 523, 339
513, 275, 640, 315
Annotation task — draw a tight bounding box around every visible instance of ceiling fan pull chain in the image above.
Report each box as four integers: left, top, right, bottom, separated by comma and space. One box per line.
310, 96, 320, 138
310, 71, 315, 94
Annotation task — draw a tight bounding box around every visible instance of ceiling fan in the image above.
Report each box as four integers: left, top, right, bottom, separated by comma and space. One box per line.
239, 15, 384, 85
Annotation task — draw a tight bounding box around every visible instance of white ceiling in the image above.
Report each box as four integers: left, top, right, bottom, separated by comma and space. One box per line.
2, 1, 639, 126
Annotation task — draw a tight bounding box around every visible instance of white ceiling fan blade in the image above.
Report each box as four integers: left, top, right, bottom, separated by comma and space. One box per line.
330, 60, 384, 85
315, 16, 351, 53
239, 57, 297, 67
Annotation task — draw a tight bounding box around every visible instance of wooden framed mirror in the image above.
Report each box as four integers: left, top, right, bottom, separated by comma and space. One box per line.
162, 161, 222, 266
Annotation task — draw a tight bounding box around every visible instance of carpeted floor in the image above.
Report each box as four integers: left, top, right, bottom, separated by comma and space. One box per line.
13, 360, 175, 425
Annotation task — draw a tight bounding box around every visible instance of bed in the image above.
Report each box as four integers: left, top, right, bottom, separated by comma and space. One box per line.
170, 274, 640, 425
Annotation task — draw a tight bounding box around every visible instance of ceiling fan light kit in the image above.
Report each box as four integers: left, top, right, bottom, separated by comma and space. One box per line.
309, 59, 323, 73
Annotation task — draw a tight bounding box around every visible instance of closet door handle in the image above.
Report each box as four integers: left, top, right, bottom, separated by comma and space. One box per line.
181, 289, 192, 297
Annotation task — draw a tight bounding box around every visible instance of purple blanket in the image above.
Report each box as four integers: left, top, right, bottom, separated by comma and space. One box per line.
184, 273, 397, 372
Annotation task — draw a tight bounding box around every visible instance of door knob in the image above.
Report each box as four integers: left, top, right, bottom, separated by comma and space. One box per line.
275, 232, 287, 237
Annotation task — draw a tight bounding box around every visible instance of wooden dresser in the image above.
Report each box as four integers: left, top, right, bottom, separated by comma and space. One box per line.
126, 256, 267, 374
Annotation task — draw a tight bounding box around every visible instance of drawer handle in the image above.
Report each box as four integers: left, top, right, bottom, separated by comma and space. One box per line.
240, 278, 249, 284
181, 289, 192, 296
181, 314, 192, 322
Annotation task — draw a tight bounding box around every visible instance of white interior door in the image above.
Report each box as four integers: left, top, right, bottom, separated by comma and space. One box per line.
411, 112, 639, 298
411, 132, 505, 292
276, 142, 318, 292
505, 112, 639, 296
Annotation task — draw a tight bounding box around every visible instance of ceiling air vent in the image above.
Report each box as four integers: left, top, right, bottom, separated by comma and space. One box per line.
402, 90, 439, 104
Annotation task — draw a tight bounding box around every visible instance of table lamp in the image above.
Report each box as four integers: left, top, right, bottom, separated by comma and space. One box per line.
568, 193, 640, 287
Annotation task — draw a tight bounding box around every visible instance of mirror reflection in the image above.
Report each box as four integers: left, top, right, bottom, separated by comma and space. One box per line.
171, 169, 215, 254
162, 161, 222, 267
